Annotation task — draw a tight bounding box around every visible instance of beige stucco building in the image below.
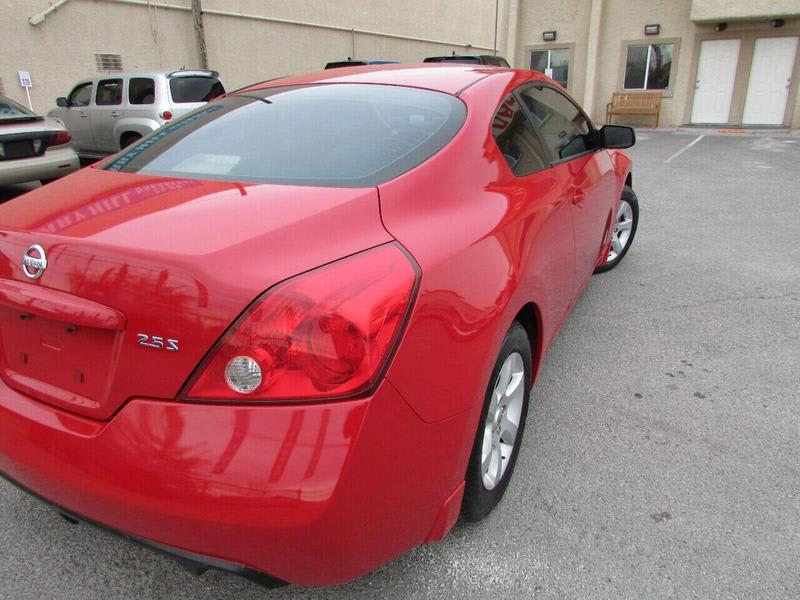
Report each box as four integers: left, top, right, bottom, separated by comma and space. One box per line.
2, 0, 799, 129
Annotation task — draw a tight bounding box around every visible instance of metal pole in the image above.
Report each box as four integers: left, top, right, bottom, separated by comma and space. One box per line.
493, 0, 499, 55
25, 87, 33, 111
191, 0, 209, 69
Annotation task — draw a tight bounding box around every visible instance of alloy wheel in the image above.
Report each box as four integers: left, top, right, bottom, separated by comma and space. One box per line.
607, 199, 634, 263
481, 351, 525, 490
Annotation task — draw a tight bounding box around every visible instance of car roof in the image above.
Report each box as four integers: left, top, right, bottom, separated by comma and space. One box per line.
234, 63, 517, 96
90, 69, 220, 79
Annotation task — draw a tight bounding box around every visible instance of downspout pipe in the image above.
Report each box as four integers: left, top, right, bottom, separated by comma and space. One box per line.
29, 0, 73, 25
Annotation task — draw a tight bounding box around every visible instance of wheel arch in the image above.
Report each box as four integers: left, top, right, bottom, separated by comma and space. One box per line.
512, 302, 544, 382
113, 118, 160, 150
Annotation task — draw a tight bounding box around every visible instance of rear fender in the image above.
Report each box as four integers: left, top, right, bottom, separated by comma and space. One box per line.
113, 118, 161, 149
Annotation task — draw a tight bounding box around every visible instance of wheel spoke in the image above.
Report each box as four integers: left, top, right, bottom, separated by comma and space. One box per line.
491, 436, 502, 484
481, 446, 492, 475
487, 389, 500, 416
617, 218, 633, 231
611, 236, 623, 254
504, 371, 524, 399
495, 359, 512, 396
499, 414, 518, 446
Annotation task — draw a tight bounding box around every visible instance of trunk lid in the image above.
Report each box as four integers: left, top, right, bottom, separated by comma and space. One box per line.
0, 168, 390, 420
0, 117, 62, 162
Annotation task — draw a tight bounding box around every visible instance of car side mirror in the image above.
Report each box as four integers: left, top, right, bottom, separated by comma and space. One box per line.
600, 125, 635, 149
56, 97, 70, 108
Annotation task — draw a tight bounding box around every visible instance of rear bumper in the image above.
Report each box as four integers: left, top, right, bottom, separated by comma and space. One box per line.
0, 146, 80, 185
0, 376, 469, 586
0, 471, 287, 588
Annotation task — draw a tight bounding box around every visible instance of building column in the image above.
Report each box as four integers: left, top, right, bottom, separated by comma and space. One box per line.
503, 0, 521, 67
582, 0, 604, 122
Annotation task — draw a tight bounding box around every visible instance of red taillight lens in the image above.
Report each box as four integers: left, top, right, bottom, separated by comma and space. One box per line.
160, 110, 173, 120
184, 244, 418, 402
48, 131, 72, 146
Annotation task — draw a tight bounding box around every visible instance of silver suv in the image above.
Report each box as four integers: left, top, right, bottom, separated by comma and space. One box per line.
49, 69, 225, 159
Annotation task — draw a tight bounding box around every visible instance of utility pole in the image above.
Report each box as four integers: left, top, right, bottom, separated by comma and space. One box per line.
191, 0, 209, 69
493, 0, 499, 56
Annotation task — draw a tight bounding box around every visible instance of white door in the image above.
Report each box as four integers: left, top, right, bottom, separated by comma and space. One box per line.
743, 37, 799, 125
691, 39, 741, 124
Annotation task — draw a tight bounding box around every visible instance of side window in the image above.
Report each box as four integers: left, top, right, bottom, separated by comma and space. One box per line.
68, 83, 93, 107
491, 94, 549, 177
129, 78, 156, 105
96, 78, 123, 106
518, 86, 596, 161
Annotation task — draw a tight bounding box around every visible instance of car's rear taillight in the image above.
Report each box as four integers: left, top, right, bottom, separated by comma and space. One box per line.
160, 110, 173, 121
183, 243, 419, 402
48, 131, 72, 146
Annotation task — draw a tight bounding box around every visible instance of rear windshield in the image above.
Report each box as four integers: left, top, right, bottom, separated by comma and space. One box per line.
169, 76, 225, 103
103, 83, 466, 187
0, 96, 39, 121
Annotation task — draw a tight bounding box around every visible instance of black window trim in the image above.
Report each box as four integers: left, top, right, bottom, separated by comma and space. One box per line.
128, 76, 157, 106
513, 82, 600, 167
68, 81, 94, 107
96, 77, 124, 106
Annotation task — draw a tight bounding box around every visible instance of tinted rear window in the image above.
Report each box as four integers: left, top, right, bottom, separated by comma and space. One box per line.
0, 96, 38, 121
103, 84, 466, 187
129, 78, 156, 104
169, 76, 225, 103
424, 56, 482, 64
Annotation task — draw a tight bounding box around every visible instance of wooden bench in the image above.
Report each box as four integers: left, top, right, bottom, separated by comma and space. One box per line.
606, 92, 662, 128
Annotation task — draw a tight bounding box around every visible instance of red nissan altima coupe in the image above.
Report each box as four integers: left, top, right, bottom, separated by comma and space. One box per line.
0, 65, 638, 587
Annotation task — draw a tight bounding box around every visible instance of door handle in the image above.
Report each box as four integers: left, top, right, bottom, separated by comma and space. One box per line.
79, 112, 88, 118
111, 111, 120, 118
572, 190, 585, 206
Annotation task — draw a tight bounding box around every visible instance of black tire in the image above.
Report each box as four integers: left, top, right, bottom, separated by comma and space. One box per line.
120, 133, 142, 149
39, 178, 58, 186
595, 185, 639, 273
462, 321, 532, 522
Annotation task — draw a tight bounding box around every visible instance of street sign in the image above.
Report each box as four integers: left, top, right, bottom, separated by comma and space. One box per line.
17, 70, 34, 110
18, 71, 32, 88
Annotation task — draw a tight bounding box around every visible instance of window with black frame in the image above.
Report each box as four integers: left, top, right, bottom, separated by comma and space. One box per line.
624, 43, 673, 90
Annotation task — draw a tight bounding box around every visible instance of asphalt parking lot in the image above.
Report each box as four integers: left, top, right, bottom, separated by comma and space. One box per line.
1, 131, 799, 599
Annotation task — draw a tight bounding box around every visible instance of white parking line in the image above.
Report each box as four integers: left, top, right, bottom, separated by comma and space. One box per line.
664, 135, 705, 164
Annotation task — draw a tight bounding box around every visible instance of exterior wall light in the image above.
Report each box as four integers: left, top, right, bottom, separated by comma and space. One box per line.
543, 31, 557, 42
771, 19, 785, 28
644, 24, 660, 35
715, 22, 728, 32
